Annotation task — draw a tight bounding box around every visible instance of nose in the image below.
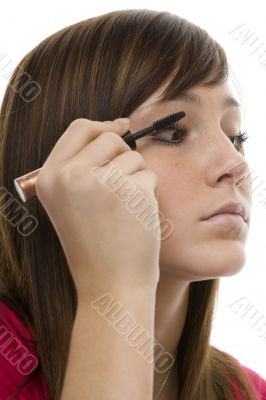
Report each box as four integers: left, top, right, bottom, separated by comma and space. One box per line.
204, 130, 251, 191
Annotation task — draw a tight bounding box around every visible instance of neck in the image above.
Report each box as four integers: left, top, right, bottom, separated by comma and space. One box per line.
153, 275, 190, 399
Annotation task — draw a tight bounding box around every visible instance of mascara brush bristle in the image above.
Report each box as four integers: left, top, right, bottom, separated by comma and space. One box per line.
153, 111, 186, 130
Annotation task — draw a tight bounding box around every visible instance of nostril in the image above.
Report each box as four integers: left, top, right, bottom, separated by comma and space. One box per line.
218, 172, 234, 182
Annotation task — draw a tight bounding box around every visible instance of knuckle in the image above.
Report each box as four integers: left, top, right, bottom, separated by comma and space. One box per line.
124, 150, 146, 168
69, 118, 90, 128
132, 151, 146, 167
100, 131, 118, 140
145, 169, 158, 183
57, 165, 81, 187
99, 131, 127, 148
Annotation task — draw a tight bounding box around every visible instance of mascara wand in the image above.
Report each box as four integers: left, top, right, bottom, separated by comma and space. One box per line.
121, 111, 186, 150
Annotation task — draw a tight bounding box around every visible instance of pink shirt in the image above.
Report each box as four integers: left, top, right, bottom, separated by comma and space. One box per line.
231, 363, 266, 399
0, 301, 49, 399
0, 300, 265, 399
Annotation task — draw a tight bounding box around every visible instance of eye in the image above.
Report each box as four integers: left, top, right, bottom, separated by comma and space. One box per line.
149, 123, 249, 152
149, 122, 188, 147
228, 131, 249, 152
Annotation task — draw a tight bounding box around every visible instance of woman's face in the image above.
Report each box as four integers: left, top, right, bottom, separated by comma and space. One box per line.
128, 79, 252, 281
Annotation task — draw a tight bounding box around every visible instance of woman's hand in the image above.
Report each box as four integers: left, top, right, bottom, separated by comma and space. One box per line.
35, 118, 161, 296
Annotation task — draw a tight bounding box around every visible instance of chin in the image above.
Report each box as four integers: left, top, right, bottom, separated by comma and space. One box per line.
159, 241, 247, 281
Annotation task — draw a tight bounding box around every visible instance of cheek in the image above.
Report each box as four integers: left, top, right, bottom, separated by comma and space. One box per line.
147, 158, 195, 225
139, 150, 198, 240
145, 157, 201, 269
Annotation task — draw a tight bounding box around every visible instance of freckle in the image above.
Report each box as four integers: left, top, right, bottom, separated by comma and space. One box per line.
171, 160, 184, 167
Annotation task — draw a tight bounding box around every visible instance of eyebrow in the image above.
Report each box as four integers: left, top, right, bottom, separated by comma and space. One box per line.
169, 91, 241, 109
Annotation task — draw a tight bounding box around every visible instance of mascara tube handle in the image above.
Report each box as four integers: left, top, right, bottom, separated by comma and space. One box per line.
121, 130, 136, 150
14, 167, 41, 203
14, 131, 136, 202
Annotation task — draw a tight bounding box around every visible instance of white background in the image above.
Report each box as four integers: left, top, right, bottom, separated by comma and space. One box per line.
0, 0, 265, 377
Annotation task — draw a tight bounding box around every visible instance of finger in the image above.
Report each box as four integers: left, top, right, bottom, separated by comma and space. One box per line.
70, 131, 133, 171
105, 150, 146, 175
46, 118, 131, 165
74, 147, 146, 183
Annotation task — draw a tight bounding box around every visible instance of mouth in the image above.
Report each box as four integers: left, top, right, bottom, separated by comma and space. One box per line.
202, 202, 248, 225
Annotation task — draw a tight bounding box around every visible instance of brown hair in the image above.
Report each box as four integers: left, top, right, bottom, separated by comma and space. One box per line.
0, 9, 260, 400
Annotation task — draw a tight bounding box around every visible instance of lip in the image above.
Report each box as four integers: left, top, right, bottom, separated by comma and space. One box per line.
204, 213, 246, 226
202, 201, 248, 223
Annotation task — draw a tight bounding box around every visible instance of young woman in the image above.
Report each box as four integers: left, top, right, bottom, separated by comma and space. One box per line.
0, 8, 265, 400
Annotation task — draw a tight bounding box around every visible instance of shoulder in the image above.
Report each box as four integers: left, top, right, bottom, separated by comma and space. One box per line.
240, 364, 266, 399
0, 300, 49, 399
226, 352, 266, 399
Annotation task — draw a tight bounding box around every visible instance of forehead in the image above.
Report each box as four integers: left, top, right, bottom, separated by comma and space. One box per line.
137, 80, 238, 111
129, 80, 241, 130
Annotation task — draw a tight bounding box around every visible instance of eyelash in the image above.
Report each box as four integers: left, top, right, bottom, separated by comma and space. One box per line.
150, 122, 249, 152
